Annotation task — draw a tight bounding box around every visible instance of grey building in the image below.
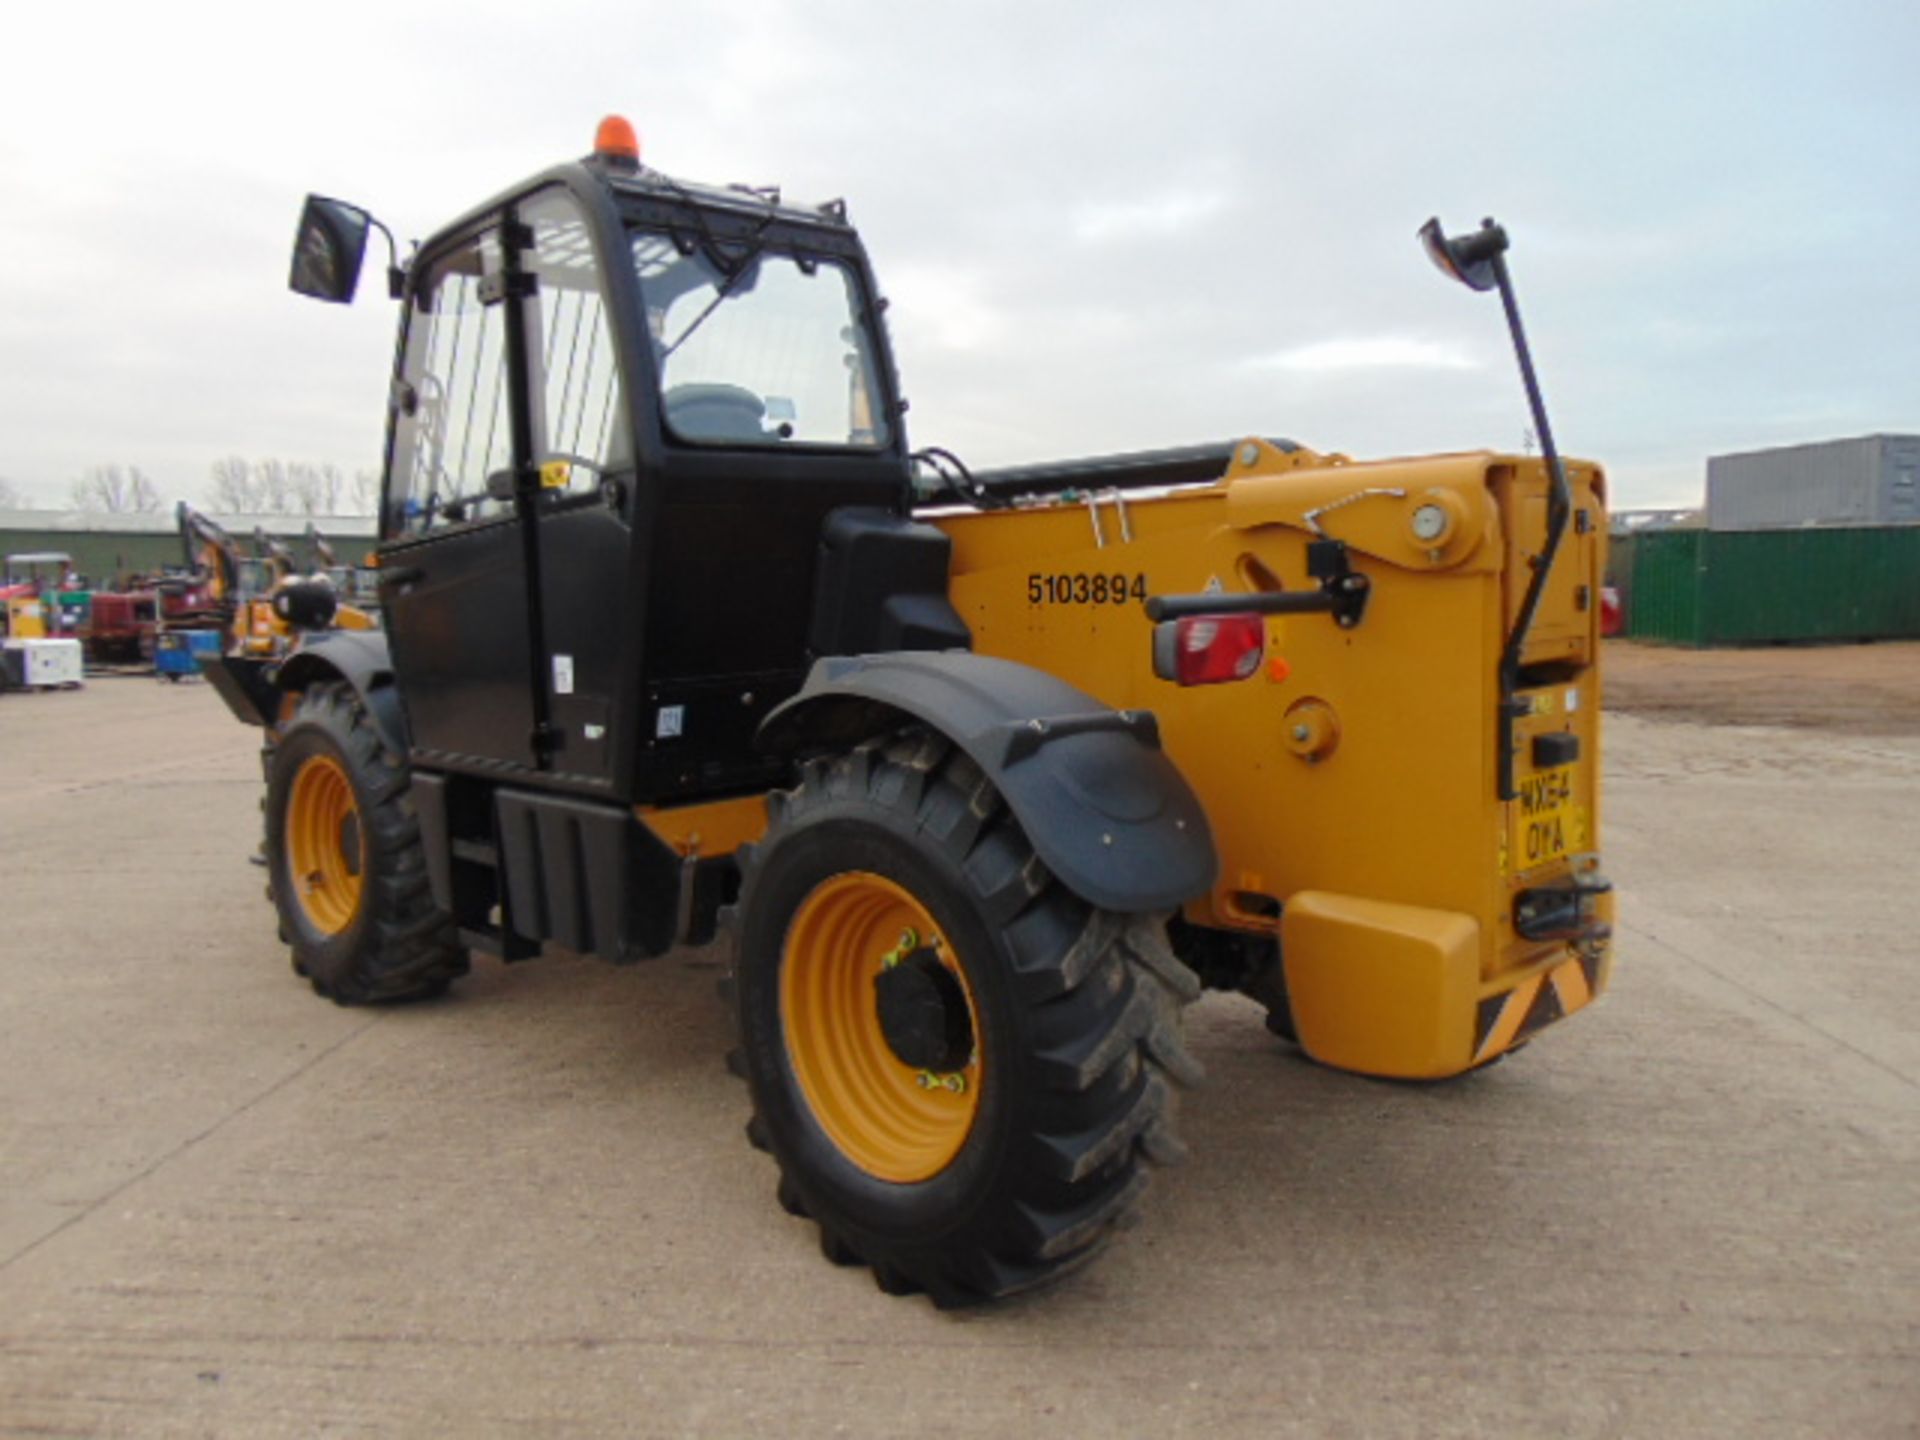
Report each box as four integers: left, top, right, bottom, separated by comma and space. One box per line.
1707, 434, 1920, 531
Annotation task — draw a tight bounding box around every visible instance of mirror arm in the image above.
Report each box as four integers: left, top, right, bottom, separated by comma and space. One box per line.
364, 214, 406, 299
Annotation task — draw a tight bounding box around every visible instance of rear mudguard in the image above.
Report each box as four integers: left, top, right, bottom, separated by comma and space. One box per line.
271, 631, 408, 759
201, 654, 281, 731
757, 652, 1217, 915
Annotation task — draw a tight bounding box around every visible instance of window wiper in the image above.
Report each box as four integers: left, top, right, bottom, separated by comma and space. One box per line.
662, 244, 765, 359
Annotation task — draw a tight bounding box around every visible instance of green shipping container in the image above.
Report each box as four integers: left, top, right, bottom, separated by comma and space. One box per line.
1605, 529, 1637, 626
1629, 526, 1920, 645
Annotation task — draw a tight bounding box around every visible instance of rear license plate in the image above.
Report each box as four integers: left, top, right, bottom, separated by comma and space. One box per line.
1513, 764, 1585, 871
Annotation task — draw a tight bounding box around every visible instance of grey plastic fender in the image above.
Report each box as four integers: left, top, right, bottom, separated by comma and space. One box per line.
758, 652, 1217, 914
276, 630, 409, 760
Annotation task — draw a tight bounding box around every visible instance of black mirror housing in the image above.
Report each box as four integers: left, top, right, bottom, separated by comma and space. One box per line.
290, 194, 373, 304
1417, 216, 1508, 294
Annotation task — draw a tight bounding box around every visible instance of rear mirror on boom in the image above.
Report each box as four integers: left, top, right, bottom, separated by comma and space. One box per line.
1419, 212, 1576, 802
1417, 216, 1506, 293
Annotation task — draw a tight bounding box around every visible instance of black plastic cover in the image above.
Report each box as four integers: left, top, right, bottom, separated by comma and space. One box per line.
809, 507, 970, 657
201, 654, 280, 729
494, 788, 680, 961
758, 652, 1217, 914
411, 772, 456, 917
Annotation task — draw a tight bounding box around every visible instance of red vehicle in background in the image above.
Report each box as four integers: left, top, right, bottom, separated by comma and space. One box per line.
1600, 584, 1624, 637
84, 589, 160, 663
159, 578, 216, 622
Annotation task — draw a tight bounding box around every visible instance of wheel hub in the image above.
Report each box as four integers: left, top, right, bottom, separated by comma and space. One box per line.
874, 948, 973, 1072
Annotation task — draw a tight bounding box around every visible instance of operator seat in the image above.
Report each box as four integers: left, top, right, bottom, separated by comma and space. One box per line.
662, 383, 769, 443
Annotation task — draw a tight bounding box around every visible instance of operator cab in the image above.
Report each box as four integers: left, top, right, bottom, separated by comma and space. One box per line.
296, 119, 932, 806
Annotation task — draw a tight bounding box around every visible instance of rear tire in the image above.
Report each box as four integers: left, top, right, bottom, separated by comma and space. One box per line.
728, 728, 1201, 1306
264, 682, 466, 1004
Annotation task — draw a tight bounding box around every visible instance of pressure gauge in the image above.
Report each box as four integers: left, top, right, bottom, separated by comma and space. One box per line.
1410, 502, 1450, 543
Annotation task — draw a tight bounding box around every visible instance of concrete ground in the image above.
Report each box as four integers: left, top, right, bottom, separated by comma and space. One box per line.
1, 652, 1915, 1438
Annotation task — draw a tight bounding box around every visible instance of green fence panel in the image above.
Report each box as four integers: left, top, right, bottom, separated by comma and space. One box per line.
1627, 530, 1704, 643
1625, 526, 1920, 646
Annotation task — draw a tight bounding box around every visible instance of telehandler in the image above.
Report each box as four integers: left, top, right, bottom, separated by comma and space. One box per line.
206, 116, 1613, 1305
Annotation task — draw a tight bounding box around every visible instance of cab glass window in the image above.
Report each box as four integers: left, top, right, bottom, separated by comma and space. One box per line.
387, 198, 631, 536
524, 192, 631, 493
388, 231, 511, 534
631, 233, 888, 449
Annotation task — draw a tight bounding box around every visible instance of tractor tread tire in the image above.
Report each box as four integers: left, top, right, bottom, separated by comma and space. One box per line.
729, 726, 1201, 1307
265, 681, 466, 1005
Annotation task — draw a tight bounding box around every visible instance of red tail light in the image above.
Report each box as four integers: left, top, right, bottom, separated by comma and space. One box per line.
1153, 612, 1265, 685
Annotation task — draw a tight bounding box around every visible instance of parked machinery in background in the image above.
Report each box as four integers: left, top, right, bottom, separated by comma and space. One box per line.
3, 553, 72, 639
1, 552, 85, 690
169, 503, 379, 670
82, 588, 160, 665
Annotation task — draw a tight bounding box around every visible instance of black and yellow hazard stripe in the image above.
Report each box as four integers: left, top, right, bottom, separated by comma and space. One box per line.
1471, 949, 1605, 1065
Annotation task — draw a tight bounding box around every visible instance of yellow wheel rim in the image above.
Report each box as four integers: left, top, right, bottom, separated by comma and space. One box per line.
286, 753, 365, 937
780, 872, 983, 1183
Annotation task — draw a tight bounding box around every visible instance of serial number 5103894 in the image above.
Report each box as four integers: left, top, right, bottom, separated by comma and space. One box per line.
1027, 572, 1149, 606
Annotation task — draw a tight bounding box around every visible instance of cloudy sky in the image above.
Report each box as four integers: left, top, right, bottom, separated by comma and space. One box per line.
2, 0, 1913, 513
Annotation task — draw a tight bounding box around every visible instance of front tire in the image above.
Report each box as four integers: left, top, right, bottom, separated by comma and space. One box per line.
264, 682, 466, 1003
730, 729, 1201, 1306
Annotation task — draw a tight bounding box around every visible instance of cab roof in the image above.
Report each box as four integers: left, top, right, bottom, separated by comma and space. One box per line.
415, 152, 861, 274
598, 162, 854, 231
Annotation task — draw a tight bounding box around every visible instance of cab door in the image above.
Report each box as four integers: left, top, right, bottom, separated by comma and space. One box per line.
515, 188, 637, 790
380, 220, 537, 775
380, 190, 634, 791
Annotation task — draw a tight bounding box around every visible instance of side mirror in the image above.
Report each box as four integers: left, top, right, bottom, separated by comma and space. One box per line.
290, 195, 373, 304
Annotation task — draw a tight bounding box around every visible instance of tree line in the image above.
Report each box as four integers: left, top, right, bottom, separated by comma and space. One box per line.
31, 461, 382, 516
205, 458, 381, 516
